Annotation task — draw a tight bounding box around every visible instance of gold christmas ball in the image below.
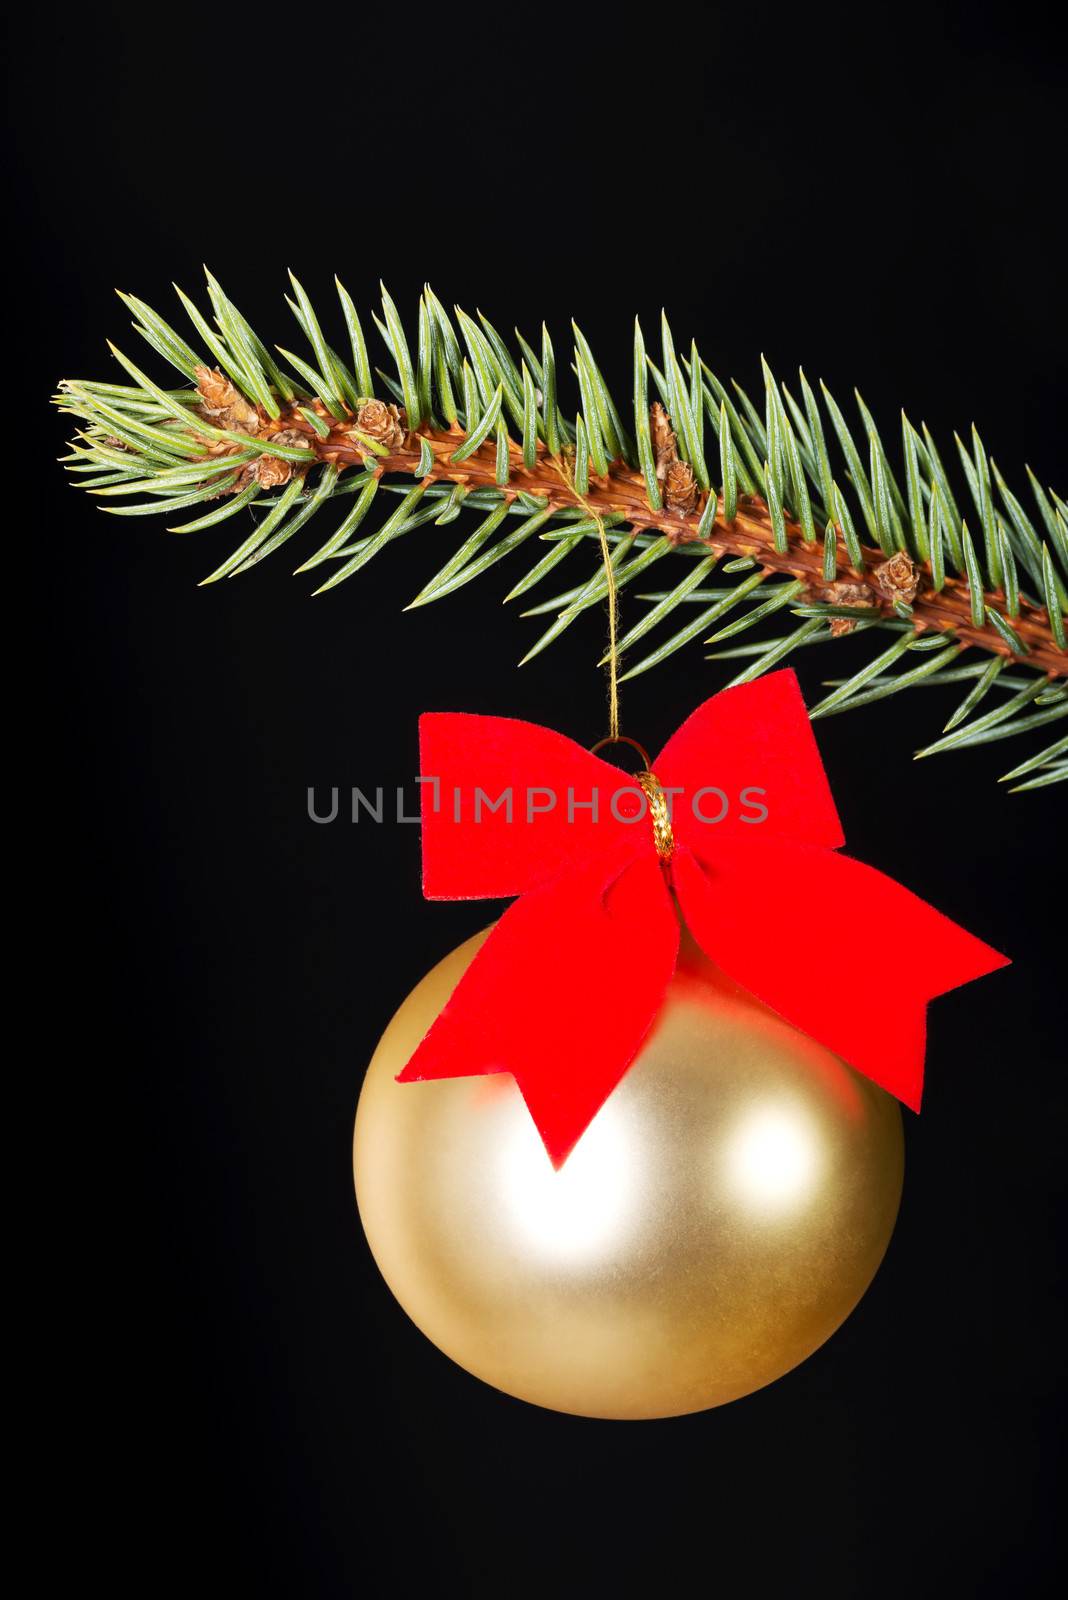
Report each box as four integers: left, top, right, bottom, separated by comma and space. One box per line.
353, 924, 904, 1419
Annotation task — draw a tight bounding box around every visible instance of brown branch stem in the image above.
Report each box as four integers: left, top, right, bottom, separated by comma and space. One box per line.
215, 401, 1068, 678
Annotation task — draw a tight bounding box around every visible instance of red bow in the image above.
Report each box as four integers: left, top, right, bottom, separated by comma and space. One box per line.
398, 670, 1008, 1166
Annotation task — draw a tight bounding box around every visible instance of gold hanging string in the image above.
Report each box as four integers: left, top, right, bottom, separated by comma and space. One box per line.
551, 456, 620, 741
589, 734, 651, 767
553, 459, 674, 860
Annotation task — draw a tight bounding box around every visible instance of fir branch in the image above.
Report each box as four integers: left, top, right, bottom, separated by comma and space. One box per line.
56, 272, 1067, 786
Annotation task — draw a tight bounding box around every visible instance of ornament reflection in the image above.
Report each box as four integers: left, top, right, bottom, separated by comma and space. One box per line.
725, 1101, 824, 1216
497, 1096, 635, 1263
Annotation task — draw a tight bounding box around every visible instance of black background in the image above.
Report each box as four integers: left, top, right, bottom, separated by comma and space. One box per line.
11, 10, 1066, 1595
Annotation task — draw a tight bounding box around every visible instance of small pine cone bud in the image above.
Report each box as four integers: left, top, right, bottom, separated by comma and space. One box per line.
354, 399, 407, 452
251, 430, 309, 490
267, 429, 307, 451
253, 455, 293, 489
821, 580, 872, 637
194, 365, 262, 434
664, 460, 698, 516
872, 551, 920, 606
650, 401, 678, 481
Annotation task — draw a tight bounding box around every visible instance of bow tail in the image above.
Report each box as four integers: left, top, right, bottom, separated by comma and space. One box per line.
672, 840, 1009, 1110
398, 849, 680, 1166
